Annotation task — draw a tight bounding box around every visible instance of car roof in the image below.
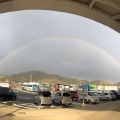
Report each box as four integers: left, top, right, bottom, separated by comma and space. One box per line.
0, 87, 9, 89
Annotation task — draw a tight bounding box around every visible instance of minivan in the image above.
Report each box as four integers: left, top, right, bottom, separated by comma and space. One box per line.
53, 91, 72, 105
34, 91, 51, 106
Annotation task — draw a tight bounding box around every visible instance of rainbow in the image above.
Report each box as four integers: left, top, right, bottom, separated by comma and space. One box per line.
0, 37, 120, 68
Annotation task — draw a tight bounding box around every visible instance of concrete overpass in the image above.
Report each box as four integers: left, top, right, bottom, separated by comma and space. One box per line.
0, 0, 120, 33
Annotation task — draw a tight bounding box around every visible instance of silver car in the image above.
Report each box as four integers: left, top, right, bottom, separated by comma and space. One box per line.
53, 91, 72, 105
99, 92, 116, 101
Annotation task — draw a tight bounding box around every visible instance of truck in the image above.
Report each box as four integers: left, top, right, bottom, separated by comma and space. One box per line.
53, 84, 64, 91
0, 83, 10, 88
69, 84, 79, 91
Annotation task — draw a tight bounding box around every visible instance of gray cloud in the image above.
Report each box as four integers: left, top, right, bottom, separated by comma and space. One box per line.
0, 10, 120, 83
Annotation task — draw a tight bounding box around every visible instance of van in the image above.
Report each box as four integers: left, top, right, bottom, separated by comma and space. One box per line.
34, 91, 51, 106
53, 91, 72, 105
21, 82, 28, 90
26, 83, 39, 92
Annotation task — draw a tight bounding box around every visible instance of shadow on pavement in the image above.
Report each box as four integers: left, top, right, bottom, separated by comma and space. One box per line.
69, 100, 120, 112
0, 107, 25, 119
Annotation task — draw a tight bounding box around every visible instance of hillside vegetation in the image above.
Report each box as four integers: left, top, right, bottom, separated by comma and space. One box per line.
0, 70, 118, 85
90, 80, 114, 86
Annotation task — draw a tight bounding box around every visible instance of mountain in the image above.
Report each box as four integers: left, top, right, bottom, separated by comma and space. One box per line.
8, 70, 89, 85
90, 80, 113, 86
0, 71, 117, 85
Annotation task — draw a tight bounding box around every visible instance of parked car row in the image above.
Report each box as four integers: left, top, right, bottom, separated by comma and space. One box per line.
34, 91, 73, 106
79, 90, 120, 104
35, 89, 120, 106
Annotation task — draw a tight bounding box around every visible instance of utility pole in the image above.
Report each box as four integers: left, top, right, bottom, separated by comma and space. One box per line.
30, 75, 32, 82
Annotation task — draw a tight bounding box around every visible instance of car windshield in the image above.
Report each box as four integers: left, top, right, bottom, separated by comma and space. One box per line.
88, 92, 98, 96
104, 93, 109, 95
63, 92, 71, 96
59, 85, 63, 88
39, 91, 51, 97
27, 85, 32, 87
70, 86, 74, 88
69, 91, 77, 94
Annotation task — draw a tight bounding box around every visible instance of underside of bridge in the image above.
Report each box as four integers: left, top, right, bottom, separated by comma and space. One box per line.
0, 0, 120, 33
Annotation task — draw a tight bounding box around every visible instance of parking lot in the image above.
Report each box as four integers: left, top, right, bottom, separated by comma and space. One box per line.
0, 93, 120, 120
0, 89, 119, 110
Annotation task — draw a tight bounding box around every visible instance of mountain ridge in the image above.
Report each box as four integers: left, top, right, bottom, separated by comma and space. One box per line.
0, 70, 119, 85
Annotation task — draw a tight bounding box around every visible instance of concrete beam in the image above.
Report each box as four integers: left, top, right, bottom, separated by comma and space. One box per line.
0, 0, 119, 33
96, 0, 120, 11
112, 14, 120, 20
89, 0, 96, 9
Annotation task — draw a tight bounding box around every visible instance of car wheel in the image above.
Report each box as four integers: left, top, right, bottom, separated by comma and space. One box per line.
60, 100, 62, 105
0, 97, 3, 102
39, 101, 42, 106
34, 99, 37, 104
53, 99, 55, 105
88, 100, 91, 104
80, 99, 83, 103
13, 97, 16, 101
49, 104, 51, 106
107, 97, 110, 101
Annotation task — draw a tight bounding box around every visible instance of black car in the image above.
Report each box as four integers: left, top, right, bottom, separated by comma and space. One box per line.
111, 90, 120, 100
0, 87, 16, 102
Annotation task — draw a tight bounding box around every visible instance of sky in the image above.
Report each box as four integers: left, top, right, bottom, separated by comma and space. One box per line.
0, 10, 120, 83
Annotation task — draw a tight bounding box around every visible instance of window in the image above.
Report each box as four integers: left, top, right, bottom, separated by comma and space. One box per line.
42, 91, 51, 97
104, 93, 108, 95
9, 89, 13, 93
59, 93, 61, 96
63, 92, 71, 96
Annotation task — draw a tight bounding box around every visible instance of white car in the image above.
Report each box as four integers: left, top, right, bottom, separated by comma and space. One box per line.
99, 92, 116, 101
80, 91, 99, 104
53, 91, 72, 105
34, 91, 51, 106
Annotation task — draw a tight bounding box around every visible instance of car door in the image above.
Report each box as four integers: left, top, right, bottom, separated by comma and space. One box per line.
35, 93, 40, 103
100, 93, 104, 100
104, 93, 108, 100
54, 92, 60, 104
4, 89, 13, 100
57, 92, 62, 104
8, 89, 15, 99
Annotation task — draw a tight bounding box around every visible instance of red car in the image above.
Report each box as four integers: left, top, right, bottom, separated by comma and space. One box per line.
68, 91, 79, 101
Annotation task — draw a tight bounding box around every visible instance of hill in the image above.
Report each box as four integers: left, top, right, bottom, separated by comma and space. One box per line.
9, 70, 89, 85
114, 82, 120, 86
90, 80, 113, 86
0, 71, 117, 86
